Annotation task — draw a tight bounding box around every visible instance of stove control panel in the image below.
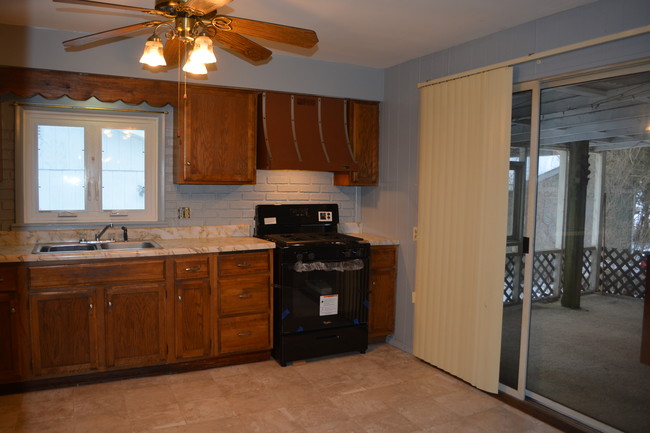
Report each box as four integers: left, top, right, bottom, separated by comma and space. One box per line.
318, 211, 333, 222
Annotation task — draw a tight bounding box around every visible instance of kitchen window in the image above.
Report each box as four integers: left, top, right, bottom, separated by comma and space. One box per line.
18, 104, 163, 224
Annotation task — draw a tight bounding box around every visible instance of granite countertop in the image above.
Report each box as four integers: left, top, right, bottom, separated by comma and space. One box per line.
0, 225, 399, 263
0, 237, 276, 263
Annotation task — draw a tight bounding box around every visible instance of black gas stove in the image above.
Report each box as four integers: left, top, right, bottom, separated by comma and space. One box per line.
255, 204, 369, 366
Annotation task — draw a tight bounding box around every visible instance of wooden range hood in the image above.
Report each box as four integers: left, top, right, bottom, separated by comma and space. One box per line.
257, 91, 358, 172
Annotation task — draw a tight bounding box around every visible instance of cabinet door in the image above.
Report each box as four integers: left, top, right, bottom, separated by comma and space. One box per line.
175, 279, 212, 360
175, 86, 257, 184
29, 288, 99, 377
368, 268, 397, 338
368, 246, 397, 341
334, 100, 379, 186
0, 292, 20, 382
105, 283, 167, 368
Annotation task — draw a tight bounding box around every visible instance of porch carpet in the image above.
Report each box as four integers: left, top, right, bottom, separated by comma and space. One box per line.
501, 293, 650, 433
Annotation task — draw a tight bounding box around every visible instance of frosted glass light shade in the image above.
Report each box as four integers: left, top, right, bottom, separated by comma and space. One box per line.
189, 36, 217, 64
182, 58, 208, 75
139, 39, 166, 67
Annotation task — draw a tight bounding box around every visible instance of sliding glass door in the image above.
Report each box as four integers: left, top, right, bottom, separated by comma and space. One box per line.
501, 65, 650, 433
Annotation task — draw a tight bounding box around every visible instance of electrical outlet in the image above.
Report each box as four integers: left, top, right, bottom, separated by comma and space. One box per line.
412, 226, 418, 241
178, 207, 191, 219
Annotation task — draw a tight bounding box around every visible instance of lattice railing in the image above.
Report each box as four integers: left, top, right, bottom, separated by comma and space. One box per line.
504, 247, 603, 304
599, 247, 647, 298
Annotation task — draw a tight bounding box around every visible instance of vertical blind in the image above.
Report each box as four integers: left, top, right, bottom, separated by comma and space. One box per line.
413, 67, 513, 393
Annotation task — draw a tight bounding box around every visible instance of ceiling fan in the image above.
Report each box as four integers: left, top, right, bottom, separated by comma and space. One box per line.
54, 0, 319, 73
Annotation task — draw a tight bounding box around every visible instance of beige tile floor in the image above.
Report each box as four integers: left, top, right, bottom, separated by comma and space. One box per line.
0, 344, 562, 433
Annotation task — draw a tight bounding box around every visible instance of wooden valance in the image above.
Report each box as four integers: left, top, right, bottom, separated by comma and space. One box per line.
0, 66, 179, 107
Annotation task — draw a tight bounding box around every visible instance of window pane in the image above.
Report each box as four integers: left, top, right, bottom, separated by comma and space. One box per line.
37, 125, 85, 211
102, 128, 145, 210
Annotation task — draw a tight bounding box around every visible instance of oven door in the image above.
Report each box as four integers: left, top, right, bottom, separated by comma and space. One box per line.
276, 248, 369, 335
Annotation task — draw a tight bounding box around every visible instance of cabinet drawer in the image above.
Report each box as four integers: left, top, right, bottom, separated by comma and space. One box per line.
28, 259, 166, 289
370, 246, 396, 270
0, 266, 17, 291
218, 251, 269, 277
219, 313, 270, 354
175, 256, 209, 280
220, 274, 270, 316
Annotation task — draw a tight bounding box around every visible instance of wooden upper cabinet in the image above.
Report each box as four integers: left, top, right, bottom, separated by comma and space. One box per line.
175, 85, 257, 184
334, 100, 380, 186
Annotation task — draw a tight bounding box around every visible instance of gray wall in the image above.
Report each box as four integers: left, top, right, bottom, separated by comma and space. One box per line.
363, 0, 650, 352
0, 25, 384, 101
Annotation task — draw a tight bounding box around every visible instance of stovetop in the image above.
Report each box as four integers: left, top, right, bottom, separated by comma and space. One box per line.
261, 232, 363, 247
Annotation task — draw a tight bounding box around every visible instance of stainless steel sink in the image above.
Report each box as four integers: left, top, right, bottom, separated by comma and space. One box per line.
33, 243, 100, 253
99, 241, 162, 250
33, 240, 162, 254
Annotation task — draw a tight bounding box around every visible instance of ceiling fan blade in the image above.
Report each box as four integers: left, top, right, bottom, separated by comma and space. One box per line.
163, 36, 183, 67
62, 21, 163, 48
53, 0, 169, 17
212, 32, 271, 62
180, 0, 233, 16
213, 16, 318, 48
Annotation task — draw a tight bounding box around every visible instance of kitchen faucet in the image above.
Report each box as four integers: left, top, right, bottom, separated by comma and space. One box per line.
95, 223, 113, 241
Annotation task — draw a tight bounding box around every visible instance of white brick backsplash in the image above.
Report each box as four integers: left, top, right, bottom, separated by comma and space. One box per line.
253, 184, 277, 192
276, 185, 301, 192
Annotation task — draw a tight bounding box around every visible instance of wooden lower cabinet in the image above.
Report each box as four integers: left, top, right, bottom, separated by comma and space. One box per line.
29, 288, 99, 377
27, 259, 167, 378
174, 278, 212, 360
0, 291, 21, 382
368, 245, 398, 343
173, 255, 212, 360
14, 251, 273, 384
217, 251, 272, 355
105, 283, 167, 368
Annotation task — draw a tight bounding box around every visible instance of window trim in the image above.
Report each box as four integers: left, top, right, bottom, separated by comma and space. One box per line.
16, 101, 165, 225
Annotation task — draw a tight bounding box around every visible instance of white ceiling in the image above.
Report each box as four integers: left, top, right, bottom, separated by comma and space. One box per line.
2, 0, 599, 69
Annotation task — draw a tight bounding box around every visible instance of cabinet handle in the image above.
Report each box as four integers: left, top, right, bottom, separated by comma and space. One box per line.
186, 161, 191, 166
10, 307, 16, 314
238, 292, 253, 299
107, 301, 112, 308
89, 303, 94, 310
237, 331, 252, 337
184, 266, 202, 272
178, 295, 182, 302
236, 263, 252, 268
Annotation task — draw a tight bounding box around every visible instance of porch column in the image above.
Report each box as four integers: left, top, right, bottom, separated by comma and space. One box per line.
561, 140, 590, 309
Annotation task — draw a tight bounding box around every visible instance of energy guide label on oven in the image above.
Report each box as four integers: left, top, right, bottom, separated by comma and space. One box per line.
319, 294, 338, 316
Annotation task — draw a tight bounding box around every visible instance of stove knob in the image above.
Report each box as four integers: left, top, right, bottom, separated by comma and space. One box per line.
296, 253, 303, 261
342, 249, 352, 258
307, 252, 316, 260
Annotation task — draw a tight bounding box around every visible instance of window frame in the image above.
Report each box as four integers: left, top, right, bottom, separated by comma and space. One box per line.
17, 102, 165, 225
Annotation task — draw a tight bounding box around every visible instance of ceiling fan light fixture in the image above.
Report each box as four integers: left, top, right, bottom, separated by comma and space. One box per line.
182, 57, 208, 75
189, 35, 217, 64
139, 36, 166, 67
